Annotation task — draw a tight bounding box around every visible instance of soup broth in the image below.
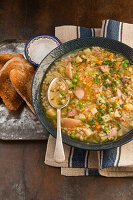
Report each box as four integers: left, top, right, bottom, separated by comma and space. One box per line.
40, 47, 133, 144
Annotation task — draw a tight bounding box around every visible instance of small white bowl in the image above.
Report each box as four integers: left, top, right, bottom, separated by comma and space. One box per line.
24, 34, 62, 66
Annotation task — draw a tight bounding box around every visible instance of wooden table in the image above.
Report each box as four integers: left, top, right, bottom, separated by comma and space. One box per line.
0, 0, 133, 199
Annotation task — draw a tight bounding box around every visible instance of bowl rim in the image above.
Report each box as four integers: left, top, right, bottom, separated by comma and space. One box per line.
31, 36, 133, 150
24, 33, 62, 66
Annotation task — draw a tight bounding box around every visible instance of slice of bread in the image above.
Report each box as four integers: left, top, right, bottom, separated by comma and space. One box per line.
0, 54, 23, 70
0, 56, 35, 111
10, 68, 35, 113
0, 57, 24, 110
9, 58, 35, 113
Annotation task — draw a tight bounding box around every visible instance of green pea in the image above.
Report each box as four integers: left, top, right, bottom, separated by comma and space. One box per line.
101, 111, 105, 116
72, 79, 77, 84
61, 91, 65, 96
104, 126, 108, 132
124, 59, 129, 64
123, 63, 127, 69
74, 74, 78, 79
117, 79, 120, 83
100, 94, 104, 99
78, 102, 82, 107
53, 115, 57, 120
113, 103, 118, 109
71, 134, 75, 139
98, 113, 102, 118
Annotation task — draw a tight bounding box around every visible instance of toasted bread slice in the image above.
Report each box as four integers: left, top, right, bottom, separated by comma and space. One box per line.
0, 54, 23, 70
0, 56, 35, 110
10, 67, 35, 113
0, 57, 24, 110
9, 57, 35, 113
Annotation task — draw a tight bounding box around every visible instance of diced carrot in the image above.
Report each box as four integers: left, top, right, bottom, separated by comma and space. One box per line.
115, 99, 118, 103
79, 64, 85, 69
114, 62, 120, 69
125, 71, 129, 76
87, 83, 92, 87
84, 77, 91, 84
86, 79, 89, 84
104, 105, 106, 109
114, 74, 117, 78
88, 117, 91, 121
70, 92, 73, 99
95, 121, 101, 129
95, 122, 99, 126
114, 65, 118, 69
124, 105, 130, 111
93, 125, 95, 128
96, 61, 101, 65
102, 90, 105, 94
97, 125, 101, 129
124, 121, 129, 126
109, 55, 112, 59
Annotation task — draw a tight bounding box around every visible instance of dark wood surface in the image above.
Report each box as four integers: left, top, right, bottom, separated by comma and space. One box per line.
0, 0, 133, 199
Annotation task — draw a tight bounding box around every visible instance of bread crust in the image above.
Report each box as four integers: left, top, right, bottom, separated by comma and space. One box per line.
0, 54, 23, 70
0, 56, 35, 111
0, 57, 24, 110
10, 68, 35, 113
9, 58, 35, 113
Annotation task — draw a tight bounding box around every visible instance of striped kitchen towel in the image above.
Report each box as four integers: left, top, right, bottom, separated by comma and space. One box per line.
45, 20, 133, 177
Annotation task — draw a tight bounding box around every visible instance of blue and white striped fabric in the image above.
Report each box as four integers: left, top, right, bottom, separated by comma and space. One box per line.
45, 20, 133, 177
101, 19, 133, 47
55, 25, 101, 43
